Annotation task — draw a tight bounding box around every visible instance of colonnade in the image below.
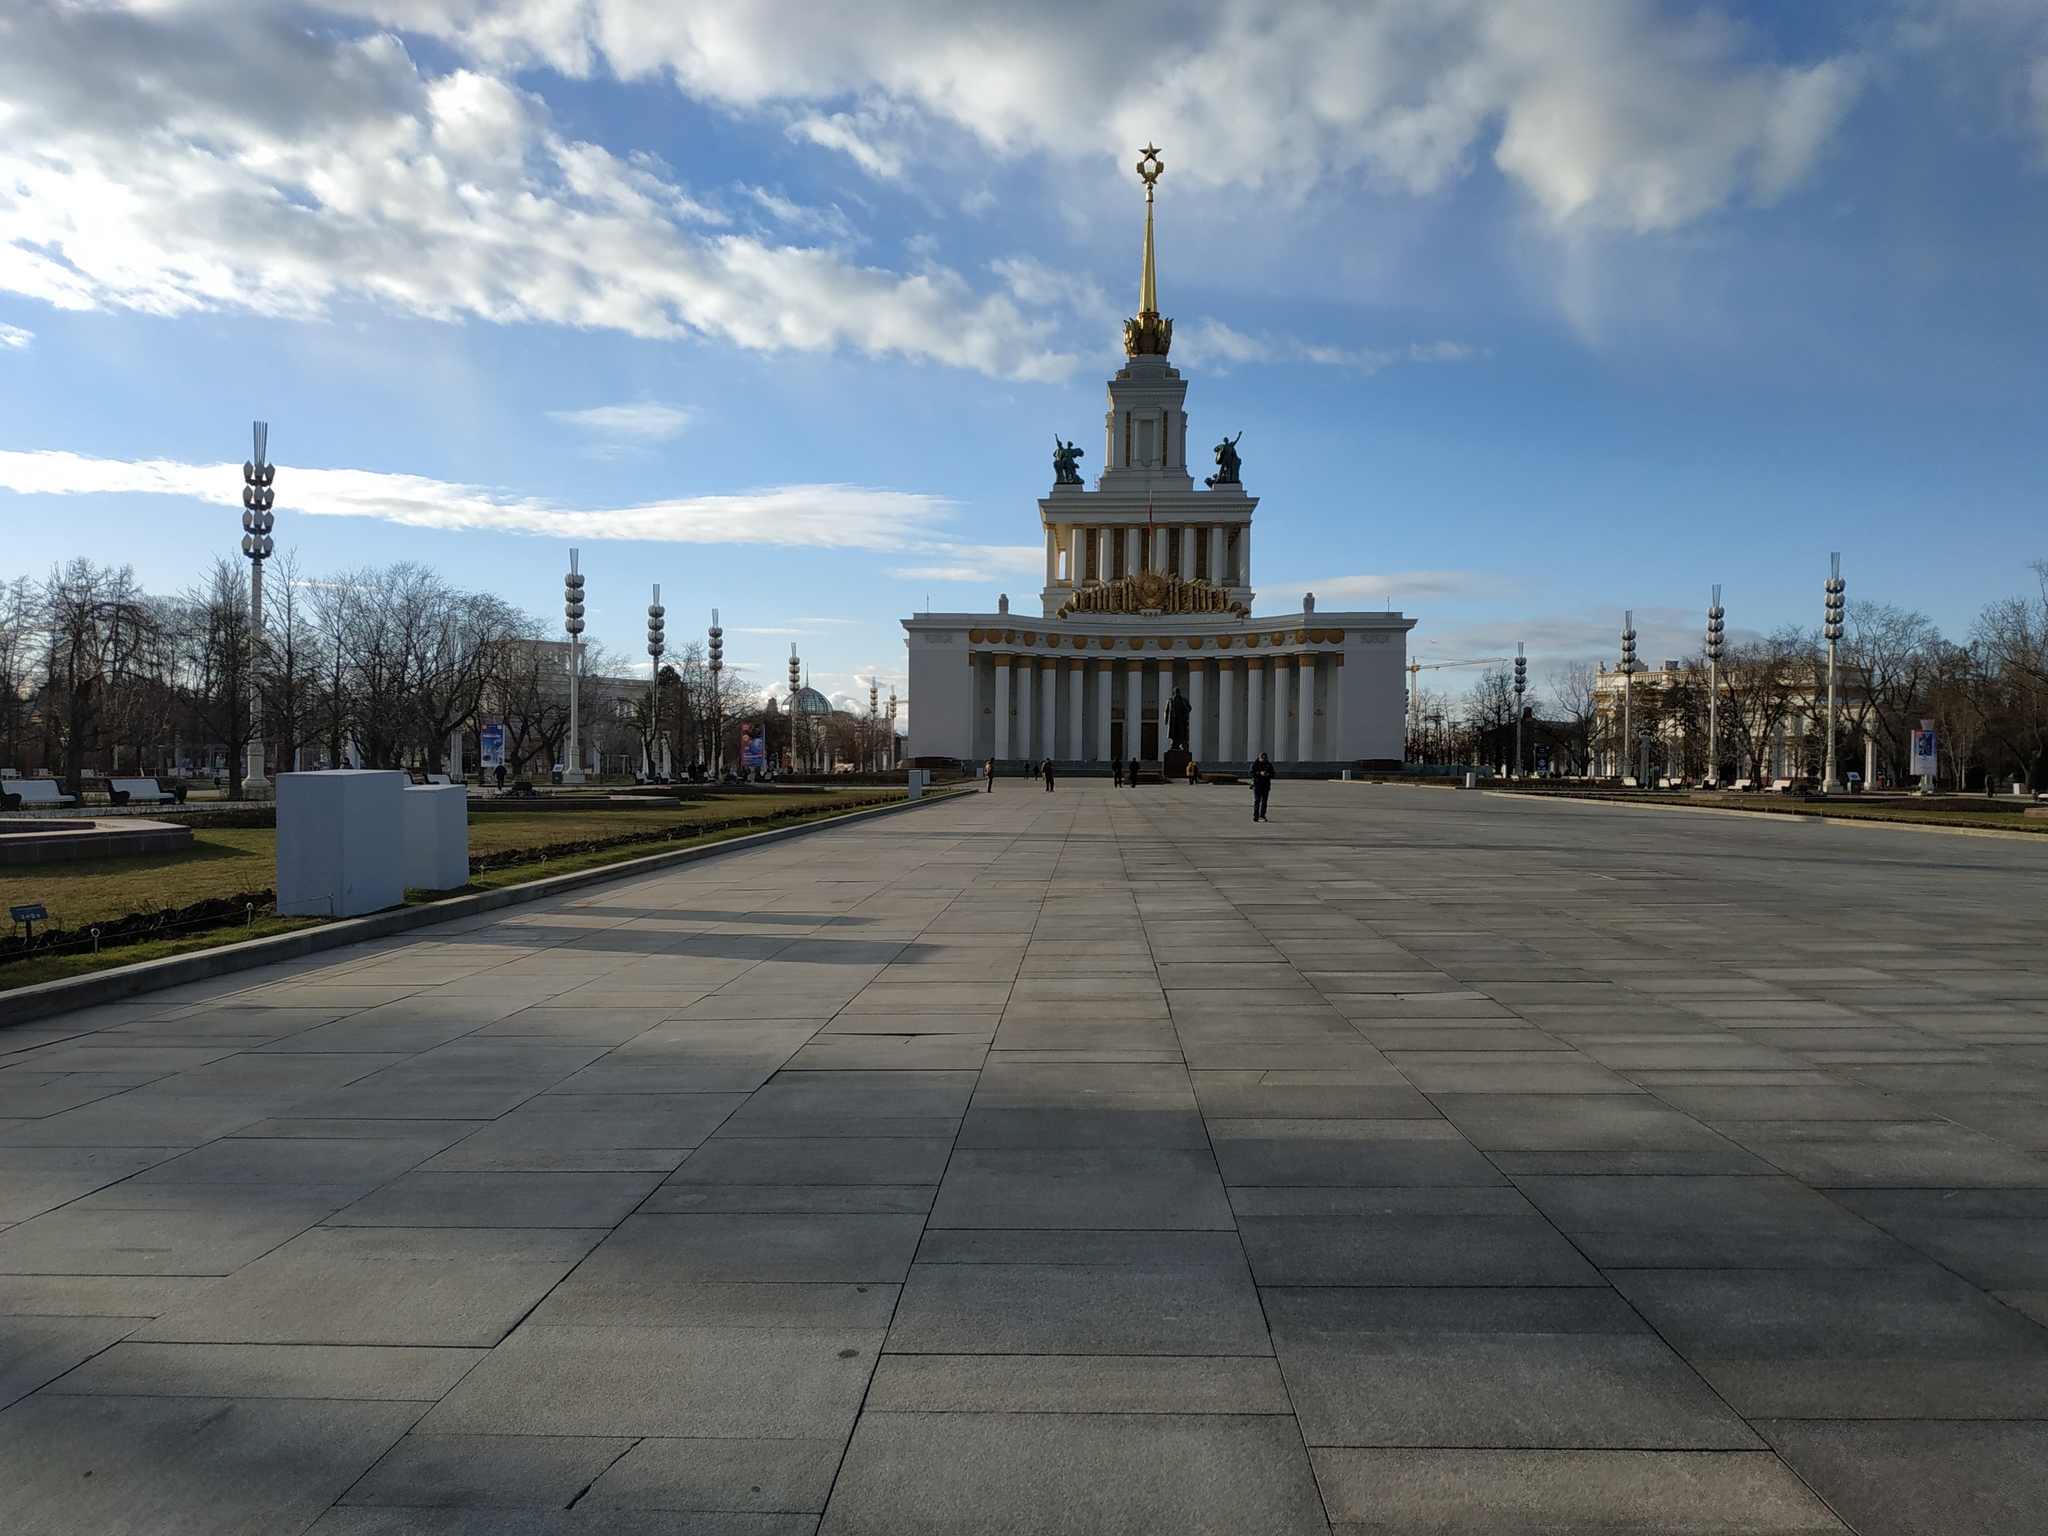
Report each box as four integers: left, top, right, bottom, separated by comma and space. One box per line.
1043, 523, 1248, 589
980, 651, 1342, 764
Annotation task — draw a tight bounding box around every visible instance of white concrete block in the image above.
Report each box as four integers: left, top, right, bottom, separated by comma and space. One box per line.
276, 771, 406, 918
404, 783, 470, 892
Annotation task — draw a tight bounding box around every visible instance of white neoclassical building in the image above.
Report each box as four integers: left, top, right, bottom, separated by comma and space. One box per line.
903, 148, 1413, 771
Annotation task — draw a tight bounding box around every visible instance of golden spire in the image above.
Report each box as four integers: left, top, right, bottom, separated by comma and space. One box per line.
1124, 144, 1172, 357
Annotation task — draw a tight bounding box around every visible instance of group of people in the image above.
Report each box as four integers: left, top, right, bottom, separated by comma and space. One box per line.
980, 752, 1278, 820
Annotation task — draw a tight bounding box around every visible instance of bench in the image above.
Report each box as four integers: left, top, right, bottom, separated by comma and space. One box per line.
425, 773, 453, 786
108, 777, 186, 806
2, 779, 76, 810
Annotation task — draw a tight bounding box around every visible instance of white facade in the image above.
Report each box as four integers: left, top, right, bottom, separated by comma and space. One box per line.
903, 156, 1412, 768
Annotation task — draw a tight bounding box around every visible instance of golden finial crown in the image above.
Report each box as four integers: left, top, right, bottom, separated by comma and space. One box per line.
1136, 144, 1164, 192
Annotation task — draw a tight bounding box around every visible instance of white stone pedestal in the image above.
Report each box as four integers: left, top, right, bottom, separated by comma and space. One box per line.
404, 783, 470, 892
276, 771, 406, 917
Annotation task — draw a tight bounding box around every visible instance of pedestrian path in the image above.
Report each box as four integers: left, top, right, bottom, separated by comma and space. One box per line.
3, 782, 2046, 1533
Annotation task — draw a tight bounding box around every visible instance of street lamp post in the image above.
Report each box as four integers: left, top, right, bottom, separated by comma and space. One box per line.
1822, 554, 1846, 794
869, 680, 880, 771
563, 550, 585, 785
707, 610, 723, 778
646, 585, 666, 781
1512, 644, 1526, 780
1706, 587, 1725, 788
1619, 612, 1638, 783
240, 422, 275, 797
887, 691, 898, 770
787, 646, 802, 774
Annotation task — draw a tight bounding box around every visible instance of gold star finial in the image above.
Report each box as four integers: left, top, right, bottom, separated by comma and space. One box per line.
1136, 144, 1164, 196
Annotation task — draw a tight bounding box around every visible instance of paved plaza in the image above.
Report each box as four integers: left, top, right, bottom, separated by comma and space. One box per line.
2, 782, 2046, 1534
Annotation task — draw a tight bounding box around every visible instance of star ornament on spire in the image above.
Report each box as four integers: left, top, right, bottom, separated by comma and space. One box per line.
1124, 142, 1173, 357
1136, 143, 1164, 195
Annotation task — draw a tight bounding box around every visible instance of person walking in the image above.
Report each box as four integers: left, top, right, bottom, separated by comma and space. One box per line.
984, 756, 996, 792
1041, 756, 1055, 792
1251, 752, 1274, 821
493, 762, 507, 792
1112, 759, 1123, 788
1128, 755, 1140, 787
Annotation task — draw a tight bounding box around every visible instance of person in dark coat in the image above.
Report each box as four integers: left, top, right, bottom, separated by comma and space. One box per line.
1112, 759, 1123, 788
1251, 753, 1275, 821
1128, 755, 1140, 786
984, 756, 996, 792
1041, 756, 1055, 791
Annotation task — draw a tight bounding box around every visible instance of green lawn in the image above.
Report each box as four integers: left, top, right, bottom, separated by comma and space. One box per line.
2, 787, 923, 991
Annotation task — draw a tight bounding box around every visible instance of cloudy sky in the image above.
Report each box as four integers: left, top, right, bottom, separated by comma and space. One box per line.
4, 1, 2047, 715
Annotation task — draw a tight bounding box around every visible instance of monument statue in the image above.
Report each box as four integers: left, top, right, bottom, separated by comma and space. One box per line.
1166, 687, 1191, 751
1052, 437, 1085, 486
1205, 432, 1242, 488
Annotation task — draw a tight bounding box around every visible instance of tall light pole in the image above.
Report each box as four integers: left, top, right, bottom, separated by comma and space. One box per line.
1822, 553, 1845, 794
1706, 587, 1725, 788
563, 550, 585, 785
869, 680, 880, 770
887, 690, 898, 769
240, 422, 275, 796
787, 645, 802, 774
646, 584, 666, 781
707, 609, 724, 778
1620, 612, 1638, 783
1512, 643, 1526, 780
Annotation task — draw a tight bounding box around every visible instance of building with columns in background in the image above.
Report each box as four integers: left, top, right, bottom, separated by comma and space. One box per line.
903, 147, 1413, 771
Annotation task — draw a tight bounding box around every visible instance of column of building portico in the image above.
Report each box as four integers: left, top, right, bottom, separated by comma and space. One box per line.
1297, 654, 1318, 761
1152, 526, 1168, 572
1272, 657, 1293, 764
1189, 660, 1206, 760
1208, 526, 1225, 586
1096, 658, 1114, 761
1041, 659, 1058, 759
993, 656, 1011, 760
1124, 527, 1141, 579
1328, 656, 1344, 763
1126, 657, 1145, 761
1070, 527, 1086, 587
1180, 527, 1197, 579
1044, 531, 1057, 592
1015, 656, 1033, 760
1068, 659, 1086, 759
1246, 659, 1265, 760
1219, 658, 1237, 762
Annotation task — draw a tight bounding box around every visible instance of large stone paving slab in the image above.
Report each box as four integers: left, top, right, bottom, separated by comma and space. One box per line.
3, 782, 2047, 1532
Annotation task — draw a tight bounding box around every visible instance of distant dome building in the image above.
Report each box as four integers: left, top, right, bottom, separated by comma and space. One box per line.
789, 685, 833, 717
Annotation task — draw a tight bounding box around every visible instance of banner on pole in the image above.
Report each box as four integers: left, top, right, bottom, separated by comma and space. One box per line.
740, 722, 765, 770
480, 723, 506, 769
1910, 728, 1938, 777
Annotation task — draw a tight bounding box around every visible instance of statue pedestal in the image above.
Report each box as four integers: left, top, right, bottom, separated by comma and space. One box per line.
1162, 748, 1193, 782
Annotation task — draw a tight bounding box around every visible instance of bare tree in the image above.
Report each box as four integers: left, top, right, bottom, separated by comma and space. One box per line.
40, 560, 153, 796
1718, 632, 1804, 785
1845, 602, 1941, 786
1544, 661, 1599, 776
0, 576, 42, 771
176, 559, 257, 797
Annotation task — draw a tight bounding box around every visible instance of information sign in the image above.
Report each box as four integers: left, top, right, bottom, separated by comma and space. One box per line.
479, 723, 506, 770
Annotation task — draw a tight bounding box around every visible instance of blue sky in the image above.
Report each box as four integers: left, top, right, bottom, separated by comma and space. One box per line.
4, 1, 2047, 720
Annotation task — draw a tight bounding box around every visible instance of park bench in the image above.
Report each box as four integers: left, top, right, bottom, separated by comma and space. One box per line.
425, 773, 453, 786
2, 779, 76, 811
108, 777, 187, 806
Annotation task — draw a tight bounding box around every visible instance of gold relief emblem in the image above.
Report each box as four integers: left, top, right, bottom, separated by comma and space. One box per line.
1004, 629, 1016, 644
1188, 636, 1203, 649
1218, 635, 1233, 649
968, 629, 985, 643
1021, 631, 1036, 644
1100, 636, 1114, 649
1328, 629, 1344, 643
1270, 632, 1285, 645
1294, 629, 1308, 644
1056, 570, 1247, 620
1127, 637, 1143, 650
1159, 636, 1173, 650
1047, 634, 1061, 647
1244, 633, 1259, 647
1308, 628, 1325, 644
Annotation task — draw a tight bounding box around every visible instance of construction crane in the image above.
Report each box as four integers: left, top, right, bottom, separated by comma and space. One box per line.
1405, 656, 1512, 742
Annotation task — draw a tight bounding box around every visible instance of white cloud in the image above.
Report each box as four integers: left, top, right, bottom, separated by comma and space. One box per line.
362, 0, 1862, 232
0, 323, 31, 349
1174, 320, 1486, 373
550, 402, 694, 442
0, 448, 953, 550
890, 544, 1044, 584
1261, 571, 1522, 607
0, 6, 1077, 379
